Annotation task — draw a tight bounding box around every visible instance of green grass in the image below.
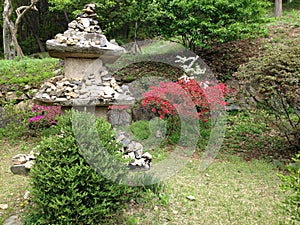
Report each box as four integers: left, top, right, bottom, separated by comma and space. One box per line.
123, 155, 290, 224
0, 140, 33, 224
0, 57, 59, 87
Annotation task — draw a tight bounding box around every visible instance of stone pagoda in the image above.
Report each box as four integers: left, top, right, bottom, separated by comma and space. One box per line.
34, 3, 135, 119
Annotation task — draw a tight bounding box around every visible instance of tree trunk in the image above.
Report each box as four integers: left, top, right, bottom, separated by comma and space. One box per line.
2, 0, 39, 59
25, 15, 46, 52
275, 0, 283, 17
3, 0, 16, 59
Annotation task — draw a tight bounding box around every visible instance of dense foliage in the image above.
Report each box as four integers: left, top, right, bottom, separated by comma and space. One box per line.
153, 0, 270, 50
0, 0, 272, 56
279, 152, 300, 222
235, 38, 300, 150
24, 111, 140, 224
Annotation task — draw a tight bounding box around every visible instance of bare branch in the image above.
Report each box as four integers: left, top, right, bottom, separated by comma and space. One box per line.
15, 0, 39, 35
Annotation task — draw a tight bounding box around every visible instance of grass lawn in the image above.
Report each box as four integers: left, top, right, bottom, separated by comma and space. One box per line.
0, 140, 32, 224
127, 155, 290, 224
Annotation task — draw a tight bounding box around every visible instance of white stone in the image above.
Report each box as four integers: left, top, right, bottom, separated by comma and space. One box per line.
142, 152, 152, 160
186, 195, 196, 201
103, 87, 115, 96
0, 204, 8, 210
23, 190, 30, 200
42, 93, 50, 100
12, 154, 27, 165
81, 18, 90, 27
5, 92, 18, 101
24, 161, 34, 169
128, 152, 135, 160
65, 92, 78, 98
65, 87, 74, 92
130, 158, 145, 167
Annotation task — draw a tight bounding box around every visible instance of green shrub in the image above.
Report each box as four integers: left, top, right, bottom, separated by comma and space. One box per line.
0, 101, 32, 139
153, 0, 269, 50
129, 120, 151, 140
24, 111, 155, 224
235, 38, 300, 150
279, 152, 300, 223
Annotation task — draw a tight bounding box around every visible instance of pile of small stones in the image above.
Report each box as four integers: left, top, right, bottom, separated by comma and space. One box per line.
116, 131, 152, 170
10, 151, 38, 176
54, 3, 106, 47
34, 74, 135, 106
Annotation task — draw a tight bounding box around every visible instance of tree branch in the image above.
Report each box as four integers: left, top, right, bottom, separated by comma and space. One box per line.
15, 0, 39, 35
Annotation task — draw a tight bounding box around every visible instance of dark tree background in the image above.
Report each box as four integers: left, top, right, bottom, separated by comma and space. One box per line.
0, 0, 299, 58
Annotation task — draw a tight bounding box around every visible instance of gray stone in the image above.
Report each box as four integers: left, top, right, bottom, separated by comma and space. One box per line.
107, 107, 132, 127
5, 92, 18, 101
116, 134, 126, 142
102, 76, 112, 82
132, 141, 143, 152
10, 165, 29, 176
3, 214, 22, 225
121, 138, 131, 147
114, 93, 135, 105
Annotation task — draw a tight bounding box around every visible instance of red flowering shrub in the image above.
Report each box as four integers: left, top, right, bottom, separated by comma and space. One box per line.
142, 77, 232, 122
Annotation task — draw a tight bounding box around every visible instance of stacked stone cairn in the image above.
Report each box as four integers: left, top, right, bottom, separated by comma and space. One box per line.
54, 3, 105, 47
35, 3, 135, 106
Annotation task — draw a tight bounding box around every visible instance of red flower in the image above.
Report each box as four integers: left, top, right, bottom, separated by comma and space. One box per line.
141, 77, 234, 122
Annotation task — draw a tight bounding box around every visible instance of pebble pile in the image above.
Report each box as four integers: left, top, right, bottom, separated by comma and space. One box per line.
10, 151, 38, 176
34, 75, 135, 106
54, 3, 107, 47
116, 131, 152, 170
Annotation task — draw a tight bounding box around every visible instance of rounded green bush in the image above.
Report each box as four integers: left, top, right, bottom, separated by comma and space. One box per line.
235, 38, 300, 150
24, 111, 137, 224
